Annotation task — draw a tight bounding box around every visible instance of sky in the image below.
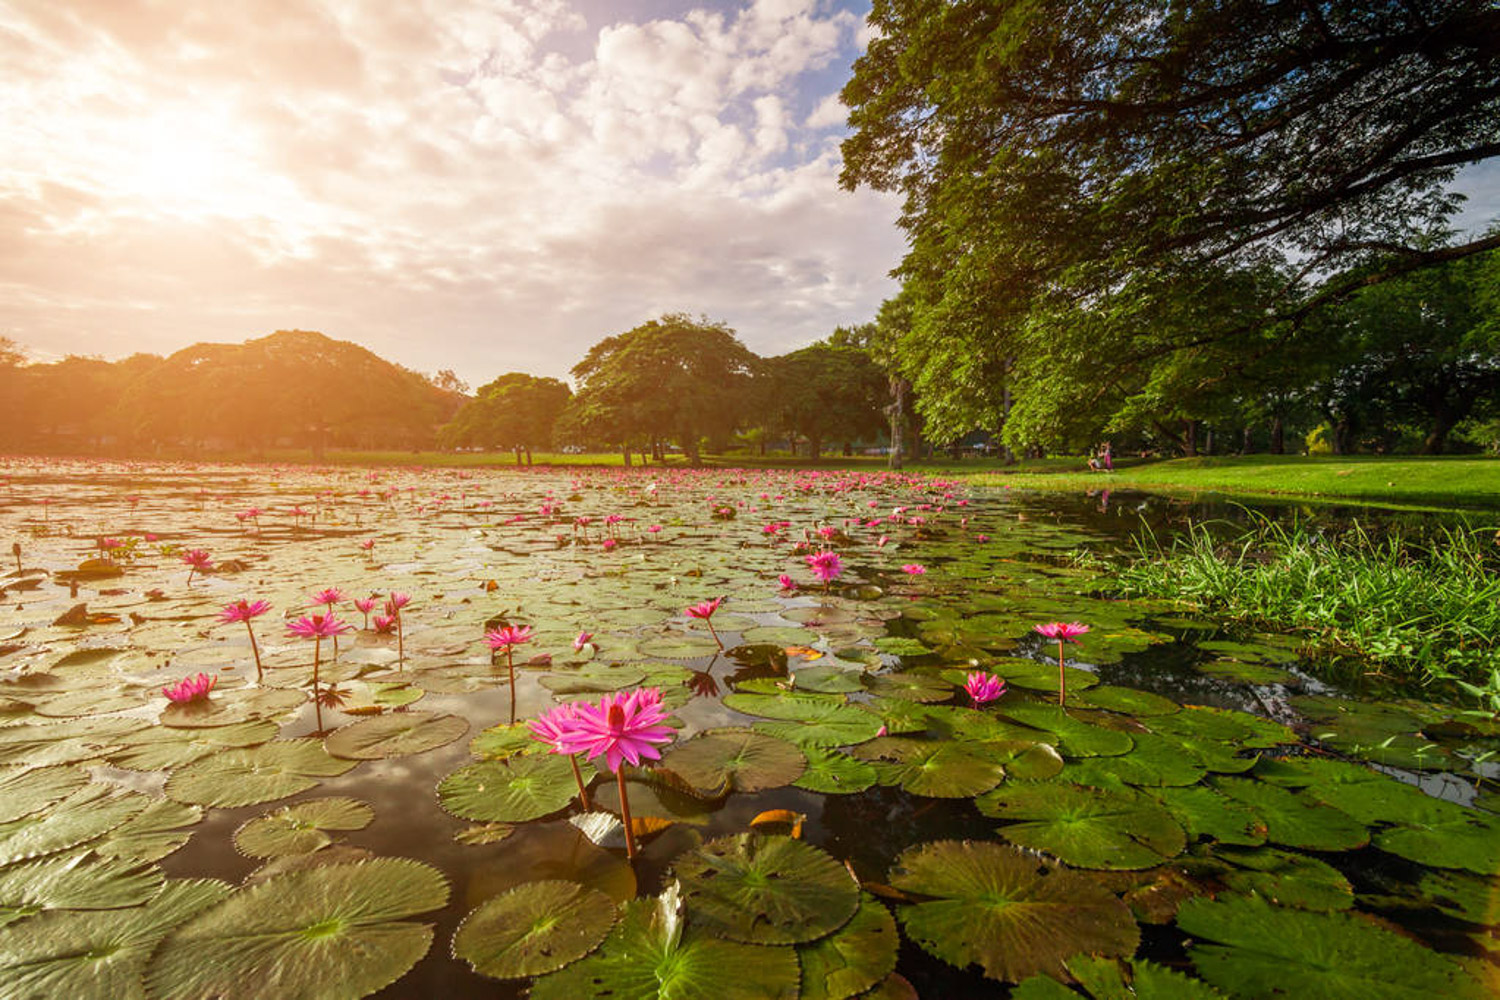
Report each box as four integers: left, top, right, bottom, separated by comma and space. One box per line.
0, 0, 904, 389
3, 1, 1497, 392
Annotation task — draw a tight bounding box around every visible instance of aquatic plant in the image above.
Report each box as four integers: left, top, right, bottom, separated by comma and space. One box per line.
385, 591, 410, 667
287, 612, 353, 731
218, 599, 272, 681
806, 550, 844, 591
485, 623, 535, 722
964, 671, 1005, 706
685, 597, 726, 649
1033, 622, 1090, 706
181, 548, 213, 585
163, 672, 217, 703
528, 702, 592, 810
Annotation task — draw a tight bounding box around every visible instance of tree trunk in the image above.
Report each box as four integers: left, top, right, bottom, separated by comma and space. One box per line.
1182, 420, 1198, 457
1241, 426, 1253, 454
525, 446, 533, 466
808, 435, 822, 461
514, 446, 523, 465
621, 445, 632, 467
1270, 416, 1285, 454
1421, 412, 1456, 455
758, 439, 766, 456
842, 441, 852, 457
684, 437, 701, 467
887, 376, 907, 470
1204, 428, 1213, 455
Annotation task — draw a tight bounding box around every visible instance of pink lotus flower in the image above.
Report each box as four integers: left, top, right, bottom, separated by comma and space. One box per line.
877, 536, 889, 548
685, 597, 725, 649
287, 613, 353, 641
778, 574, 796, 592
602, 538, 617, 551
573, 631, 594, 652
902, 564, 927, 575
219, 599, 272, 682
554, 687, 677, 859
964, 671, 1006, 706
817, 526, 837, 539
162, 672, 217, 703
373, 614, 396, 633
353, 596, 379, 628
1034, 621, 1090, 706
805, 550, 844, 586
181, 548, 213, 584
485, 625, 535, 650
359, 538, 376, 552
311, 587, 346, 608
384, 592, 411, 614
528, 702, 592, 809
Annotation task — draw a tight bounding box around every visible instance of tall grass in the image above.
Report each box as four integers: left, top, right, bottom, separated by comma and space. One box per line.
1113, 514, 1500, 685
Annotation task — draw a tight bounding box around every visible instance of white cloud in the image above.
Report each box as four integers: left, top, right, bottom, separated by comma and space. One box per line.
0, 0, 904, 385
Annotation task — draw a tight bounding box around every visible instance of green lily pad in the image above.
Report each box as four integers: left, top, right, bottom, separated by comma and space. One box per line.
636, 635, 723, 659
0, 851, 165, 927
93, 798, 202, 864
437, 755, 578, 823
453, 880, 617, 980
1197, 658, 1300, 686
165, 740, 359, 809
1210, 777, 1368, 852
1152, 786, 1267, 847
851, 737, 1008, 798
672, 834, 859, 945
108, 720, 279, 771
146, 858, 449, 1000
790, 664, 871, 694
538, 665, 648, 695
1073, 685, 1181, 716
0, 878, 231, 1000
324, 712, 468, 759
978, 782, 1186, 869
1066, 732, 1206, 788
158, 687, 306, 729
1372, 795, 1500, 874
0, 767, 89, 824
661, 729, 805, 793
871, 637, 933, 658
1210, 845, 1354, 912
864, 672, 953, 703
793, 746, 879, 795
889, 840, 1139, 983
995, 703, 1134, 757
469, 722, 544, 760
530, 885, 801, 1000
233, 797, 375, 859
1409, 868, 1500, 924
797, 893, 899, 1000
1148, 707, 1296, 749
1179, 894, 1485, 998
0, 785, 148, 865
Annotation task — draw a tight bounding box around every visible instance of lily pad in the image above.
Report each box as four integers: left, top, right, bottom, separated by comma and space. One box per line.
1211, 777, 1368, 852
672, 834, 859, 945
793, 746, 879, 795
93, 798, 203, 863
437, 755, 579, 823
889, 840, 1140, 983
661, 729, 806, 793
108, 720, 279, 771
0, 851, 165, 927
1179, 894, 1485, 998
0, 767, 90, 824
324, 712, 468, 759
851, 737, 1008, 798
165, 739, 359, 809
530, 884, 801, 1000
233, 797, 375, 859
0, 785, 148, 865
978, 782, 1187, 869
995, 703, 1134, 757
797, 893, 899, 1000
1152, 786, 1267, 847
146, 858, 449, 1000
1210, 845, 1354, 912
453, 879, 616, 980
864, 672, 952, 703
0, 878, 231, 1000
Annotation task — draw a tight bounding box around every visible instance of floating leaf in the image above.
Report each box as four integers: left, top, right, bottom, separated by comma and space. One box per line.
146, 859, 449, 1000
661, 729, 806, 793
233, 797, 374, 859
864, 671, 952, 703
1152, 786, 1267, 847
797, 893, 899, 1000
108, 720, 278, 771
455, 823, 515, 846
1211, 777, 1368, 852
165, 739, 358, 809
793, 746, 878, 795
1066, 732, 1206, 788
1073, 685, 1181, 717
1372, 795, 1500, 874
158, 687, 306, 729
469, 722, 542, 760
0, 785, 148, 865
530, 886, 800, 1000
0, 767, 89, 824
995, 703, 1134, 757
1209, 845, 1354, 912
0, 851, 165, 927
438, 755, 578, 822
978, 782, 1186, 869
324, 712, 468, 759
93, 798, 202, 864
851, 737, 1007, 798
453, 880, 616, 980
538, 665, 648, 695
889, 840, 1139, 983
672, 834, 859, 944
1179, 894, 1485, 998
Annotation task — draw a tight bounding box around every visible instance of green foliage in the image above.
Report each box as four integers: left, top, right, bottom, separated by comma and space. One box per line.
439, 373, 570, 460
759, 343, 886, 458
563, 314, 756, 464
1114, 516, 1500, 683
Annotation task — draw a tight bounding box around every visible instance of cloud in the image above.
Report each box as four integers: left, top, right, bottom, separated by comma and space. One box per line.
0, 0, 902, 387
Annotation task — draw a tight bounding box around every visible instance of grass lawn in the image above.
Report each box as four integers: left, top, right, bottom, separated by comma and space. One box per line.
960, 454, 1500, 511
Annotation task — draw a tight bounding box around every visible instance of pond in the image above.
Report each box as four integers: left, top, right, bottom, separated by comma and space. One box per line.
0, 459, 1494, 998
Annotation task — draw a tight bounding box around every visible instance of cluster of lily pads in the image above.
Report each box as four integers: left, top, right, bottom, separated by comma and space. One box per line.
0, 457, 1494, 998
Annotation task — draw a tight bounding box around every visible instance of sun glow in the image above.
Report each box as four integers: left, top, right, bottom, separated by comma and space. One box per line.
113, 114, 283, 221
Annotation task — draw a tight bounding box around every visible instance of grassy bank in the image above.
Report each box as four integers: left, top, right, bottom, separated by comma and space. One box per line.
963, 454, 1500, 510
1103, 516, 1500, 690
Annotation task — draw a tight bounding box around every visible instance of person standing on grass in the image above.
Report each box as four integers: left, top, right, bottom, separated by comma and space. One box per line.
1101, 441, 1113, 472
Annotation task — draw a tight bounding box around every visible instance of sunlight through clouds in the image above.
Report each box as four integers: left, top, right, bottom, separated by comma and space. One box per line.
0, 0, 901, 381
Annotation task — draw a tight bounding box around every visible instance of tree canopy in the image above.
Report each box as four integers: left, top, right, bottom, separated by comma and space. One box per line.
841, 0, 1500, 451
760, 342, 888, 459
439, 373, 571, 463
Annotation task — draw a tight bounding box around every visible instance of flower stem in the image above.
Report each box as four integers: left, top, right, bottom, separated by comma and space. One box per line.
507, 650, 516, 724
245, 623, 262, 682
313, 638, 324, 732
396, 612, 405, 670
616, 765, 637, 860
707, 620, 723, 649
569, 755, 592, 810
1056, 638, 1066, 707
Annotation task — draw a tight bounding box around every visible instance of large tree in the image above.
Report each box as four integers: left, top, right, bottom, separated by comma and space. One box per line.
566, 314, 757, 466
761, 342, 887, 459
841, 0, 1500, 450
439, 373, 570, 464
